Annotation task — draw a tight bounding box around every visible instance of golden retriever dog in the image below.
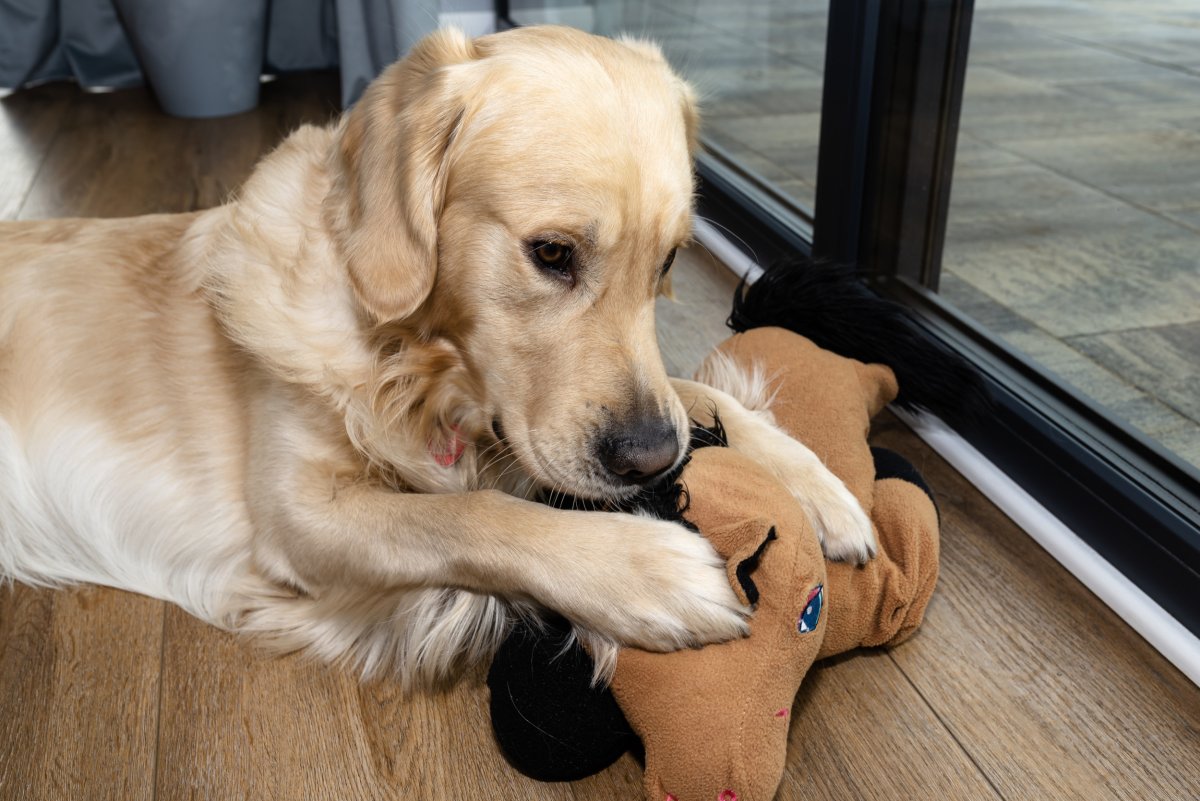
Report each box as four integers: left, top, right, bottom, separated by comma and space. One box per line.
0, 26, 873, 686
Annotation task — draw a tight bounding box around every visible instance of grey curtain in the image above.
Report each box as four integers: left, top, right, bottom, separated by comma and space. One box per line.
0, 0, 441, 117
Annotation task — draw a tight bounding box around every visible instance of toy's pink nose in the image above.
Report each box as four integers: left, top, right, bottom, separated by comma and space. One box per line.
718, 791, 738, 801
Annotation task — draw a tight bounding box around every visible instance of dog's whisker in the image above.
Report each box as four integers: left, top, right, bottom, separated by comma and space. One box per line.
475, 439, 516, 481
695, 213, 759, 265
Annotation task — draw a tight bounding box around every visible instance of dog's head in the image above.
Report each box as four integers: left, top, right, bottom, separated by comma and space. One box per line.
328, 26, 700, 500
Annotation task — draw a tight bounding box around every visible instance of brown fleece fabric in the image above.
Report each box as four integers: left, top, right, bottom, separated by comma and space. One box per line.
608, 327, 940, 801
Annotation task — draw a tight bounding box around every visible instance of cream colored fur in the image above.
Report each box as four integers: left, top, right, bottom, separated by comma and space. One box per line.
0, 26, 873, 687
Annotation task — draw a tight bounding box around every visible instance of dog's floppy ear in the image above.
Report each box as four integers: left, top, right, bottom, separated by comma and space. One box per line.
329, 28, 478, 322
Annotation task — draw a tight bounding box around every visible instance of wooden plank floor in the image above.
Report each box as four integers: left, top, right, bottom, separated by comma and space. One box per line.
2, 74, 1198, 801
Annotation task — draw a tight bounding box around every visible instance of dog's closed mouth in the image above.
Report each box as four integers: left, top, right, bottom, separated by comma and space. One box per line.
538, 418, 725, 513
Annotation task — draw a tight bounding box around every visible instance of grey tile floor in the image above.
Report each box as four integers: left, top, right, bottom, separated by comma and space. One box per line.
941, 0, 1200, 469
575, 0, 1200, 470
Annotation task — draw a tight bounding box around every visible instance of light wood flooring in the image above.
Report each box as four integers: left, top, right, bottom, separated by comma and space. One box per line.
1, 73, 1198, 801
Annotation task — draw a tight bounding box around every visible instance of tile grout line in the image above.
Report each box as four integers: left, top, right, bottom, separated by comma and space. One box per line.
1040, 30, 1200, 82
643, 0, 827, 76
1062, 320, 1200, 340
940, 273, 1155, 401
960, 130, 1200, 239
945, 274, 1200, 439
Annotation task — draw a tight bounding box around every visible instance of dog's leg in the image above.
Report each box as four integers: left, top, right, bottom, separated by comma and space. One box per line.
671, 376, 877, 563
246, 440, 750, 654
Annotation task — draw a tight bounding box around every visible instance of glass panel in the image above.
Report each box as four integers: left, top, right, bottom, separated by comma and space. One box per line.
508, 0, 829, 216
941, 0, 1200, 470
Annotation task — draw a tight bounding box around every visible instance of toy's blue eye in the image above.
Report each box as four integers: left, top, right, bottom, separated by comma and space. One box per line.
797, 584, 823, 634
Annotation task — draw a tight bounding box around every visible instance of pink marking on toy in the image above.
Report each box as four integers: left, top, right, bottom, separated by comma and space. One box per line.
775, 708, 788, 718
429, 427, 466, 467
805, 585, 821, 605
665, 795, 677, 801
718, 791, 738, 801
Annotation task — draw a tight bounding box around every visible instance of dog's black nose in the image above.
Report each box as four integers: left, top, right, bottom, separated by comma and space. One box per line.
597, 417, 681, 485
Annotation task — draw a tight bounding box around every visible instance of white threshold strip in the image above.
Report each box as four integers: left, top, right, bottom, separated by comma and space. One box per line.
897, 407, 1200, 688
693, 218, 764, 284
693, 219, 1200, 688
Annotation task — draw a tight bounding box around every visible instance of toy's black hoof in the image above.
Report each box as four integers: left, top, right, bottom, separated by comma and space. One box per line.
871, 446, 937, 516
487, 618, 638, 782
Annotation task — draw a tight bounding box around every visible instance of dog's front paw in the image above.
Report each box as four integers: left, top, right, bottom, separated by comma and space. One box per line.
800, 475, 877, 564
752, 431, 877, 564
694, 392, 877, 565
551, 513, 750, 652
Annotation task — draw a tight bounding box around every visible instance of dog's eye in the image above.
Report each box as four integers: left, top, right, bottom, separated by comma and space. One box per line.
530, 241, 574, 277
661, 248, 677, 276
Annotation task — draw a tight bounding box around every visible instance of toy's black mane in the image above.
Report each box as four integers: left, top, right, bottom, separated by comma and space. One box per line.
730, 257, 991, 430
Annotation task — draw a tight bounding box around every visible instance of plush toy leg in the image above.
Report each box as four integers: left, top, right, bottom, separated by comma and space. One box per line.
819, 474, 940, 658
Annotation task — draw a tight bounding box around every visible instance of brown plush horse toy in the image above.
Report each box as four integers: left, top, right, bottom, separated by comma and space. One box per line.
489, 327, 941, 801
615, 327, 941, 801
